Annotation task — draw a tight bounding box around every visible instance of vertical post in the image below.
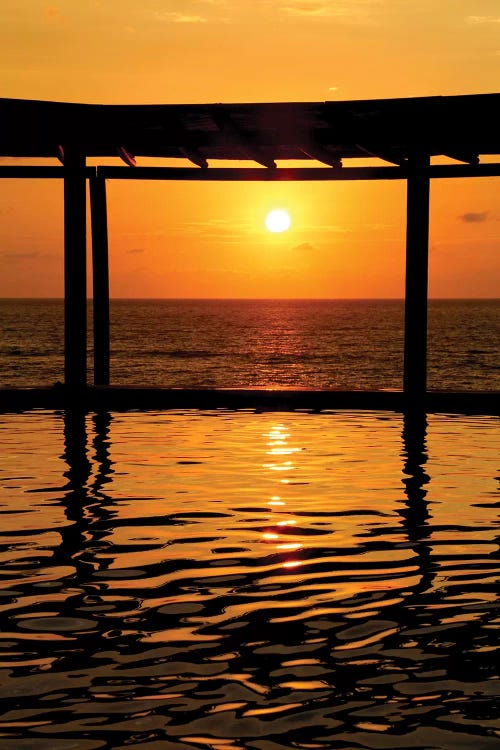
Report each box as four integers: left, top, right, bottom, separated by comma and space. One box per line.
64, 147, 87, 392
404, 152, 430, 406
90, 176, 110, 386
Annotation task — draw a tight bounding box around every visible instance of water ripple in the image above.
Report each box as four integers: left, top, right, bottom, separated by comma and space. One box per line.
0, 410, 498, 749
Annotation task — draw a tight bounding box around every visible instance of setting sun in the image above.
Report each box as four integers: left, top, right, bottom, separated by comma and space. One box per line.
265, 209, 291, 233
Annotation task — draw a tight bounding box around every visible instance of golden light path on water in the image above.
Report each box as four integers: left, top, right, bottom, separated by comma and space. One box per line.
262, 423, 304, 570
0, 410, 498, 748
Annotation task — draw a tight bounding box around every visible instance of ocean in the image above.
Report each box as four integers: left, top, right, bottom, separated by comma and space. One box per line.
0, 298, 499, 748
0, 298, 498, 390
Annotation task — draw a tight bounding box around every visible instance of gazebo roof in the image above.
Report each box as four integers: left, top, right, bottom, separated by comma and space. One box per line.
1, 93, 499, 167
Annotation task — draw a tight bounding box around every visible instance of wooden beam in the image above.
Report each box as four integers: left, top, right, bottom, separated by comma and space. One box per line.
89, 176, 110, 386
298, 145, 342, 168
98, 165, 406, 181
179, 147, 208, 169
404, 153, 430, 406
443, 151, 479, 165
116, 147, 136, 167
1, 163, 499, 181
63, 147, 87, 391
96, 163, 500, 181
212, 112, 277, 168
354, 142, 405, 165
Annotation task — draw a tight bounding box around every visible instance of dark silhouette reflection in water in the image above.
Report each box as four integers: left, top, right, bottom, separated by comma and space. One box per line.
52, 409, 91, 570
400, 410, 432, 596
0, 410, 498, 750
55, 410, 115, 572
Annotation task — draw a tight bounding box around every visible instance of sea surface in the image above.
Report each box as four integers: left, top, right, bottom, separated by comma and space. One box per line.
0, 299, 499, 747
0, 409, 499, 749
0, 298, 498, 390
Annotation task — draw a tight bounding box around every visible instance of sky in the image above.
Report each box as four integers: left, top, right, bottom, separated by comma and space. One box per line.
1, 0, 499, 298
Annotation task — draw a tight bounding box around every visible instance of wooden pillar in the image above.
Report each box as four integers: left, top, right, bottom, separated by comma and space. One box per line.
90, 176, 110, 386
64, 147, 87, 391
404, 153, 430, 406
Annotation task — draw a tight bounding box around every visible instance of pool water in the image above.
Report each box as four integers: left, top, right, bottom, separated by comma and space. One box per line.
0, 410, 498, 749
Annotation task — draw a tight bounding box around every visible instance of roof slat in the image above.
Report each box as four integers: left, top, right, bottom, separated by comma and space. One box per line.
1, 94, 499, 163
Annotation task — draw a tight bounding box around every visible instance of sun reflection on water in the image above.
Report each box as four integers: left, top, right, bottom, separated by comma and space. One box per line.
262, 423, 304, 570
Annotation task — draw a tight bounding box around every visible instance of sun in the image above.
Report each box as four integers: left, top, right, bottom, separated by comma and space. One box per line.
265, 209, 291, 233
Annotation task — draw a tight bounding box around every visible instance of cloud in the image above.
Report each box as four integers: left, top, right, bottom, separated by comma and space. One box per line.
303, 223, 348, 233
127, 248, 145, 254
459, 211, 489, 223
174, 14, 207, 23
467, 16, 500, 24
294, 242, 315, 251
184, 217, 252, 242
282, 1, 330, 15
154, 11, 207, 23
281, 0, 380, 20
119, 230, 165, 238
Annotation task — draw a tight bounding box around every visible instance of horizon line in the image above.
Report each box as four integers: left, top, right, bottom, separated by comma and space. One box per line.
0, 296, 498, 302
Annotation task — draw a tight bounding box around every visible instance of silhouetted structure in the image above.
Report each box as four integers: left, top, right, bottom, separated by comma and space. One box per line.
1, 94, 499, 412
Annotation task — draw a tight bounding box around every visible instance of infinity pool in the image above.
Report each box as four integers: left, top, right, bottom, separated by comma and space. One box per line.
0, 410, 498, 749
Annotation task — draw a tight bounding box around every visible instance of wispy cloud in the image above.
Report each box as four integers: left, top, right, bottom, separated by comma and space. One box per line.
172, 13, 207, 23
459, 211, 489, 223
282, 1, 331, 15
281, 0, 381, 21
302, 223, 349, 233
186, 218, 251, 231
154, 11, 207, 23
467, 15, 500, 24
118, 230, 165, 238
127, 247, 145, 254
294, 241, 315, 251
183, 217, 252, 243
150, 1, 231, 25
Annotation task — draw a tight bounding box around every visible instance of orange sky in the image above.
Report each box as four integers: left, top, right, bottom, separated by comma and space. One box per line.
1, 0, 499, 298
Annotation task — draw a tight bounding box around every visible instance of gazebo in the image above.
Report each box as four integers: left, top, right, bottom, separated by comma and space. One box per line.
1, 93, 499, 412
